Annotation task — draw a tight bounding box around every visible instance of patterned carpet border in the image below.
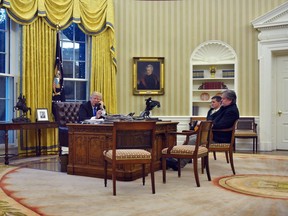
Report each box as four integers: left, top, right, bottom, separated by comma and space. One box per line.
214, 174, 288, 200
0, 165, 41, 216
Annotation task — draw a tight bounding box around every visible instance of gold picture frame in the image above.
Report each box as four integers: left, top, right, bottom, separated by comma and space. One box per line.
133, 57, 164, 95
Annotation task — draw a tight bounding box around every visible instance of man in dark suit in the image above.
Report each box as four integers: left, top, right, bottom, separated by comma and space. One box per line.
211, 90, 239, 143
206, 95, 222, 120
78, 91, 106, 122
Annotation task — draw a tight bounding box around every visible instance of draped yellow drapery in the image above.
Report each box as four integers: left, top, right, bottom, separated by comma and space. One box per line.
2, 0, 115, 32
21, 18, 58, 154
1, 0, 117, 154
91, 28, 117, 114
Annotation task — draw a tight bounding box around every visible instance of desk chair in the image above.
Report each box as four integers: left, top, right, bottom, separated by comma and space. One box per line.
103, 121, 156, 196
234, 117, 258, 153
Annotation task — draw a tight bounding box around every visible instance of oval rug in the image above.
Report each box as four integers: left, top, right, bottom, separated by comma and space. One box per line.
215, 174, 288, 200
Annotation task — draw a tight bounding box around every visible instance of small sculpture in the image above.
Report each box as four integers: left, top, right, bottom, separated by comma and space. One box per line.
12, 93, 31, 123
139, 97, 160, 119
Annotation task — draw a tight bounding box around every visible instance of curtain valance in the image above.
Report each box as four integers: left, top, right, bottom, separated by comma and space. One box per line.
1, 0, 115, 35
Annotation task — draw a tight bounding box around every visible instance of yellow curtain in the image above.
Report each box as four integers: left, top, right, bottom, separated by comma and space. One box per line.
91, 28, 117, 114
20, 18, 57, 155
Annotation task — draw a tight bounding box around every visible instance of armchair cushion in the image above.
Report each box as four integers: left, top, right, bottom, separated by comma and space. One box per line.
104, 149, 152, 160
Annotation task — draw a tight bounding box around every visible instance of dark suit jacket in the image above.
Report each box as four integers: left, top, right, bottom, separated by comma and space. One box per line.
206, 108, 221, 121
211, 103, 239, 143
78, 101, 102, 122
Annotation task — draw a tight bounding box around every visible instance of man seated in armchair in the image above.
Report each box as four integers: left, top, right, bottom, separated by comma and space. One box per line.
168, 90, 239, 170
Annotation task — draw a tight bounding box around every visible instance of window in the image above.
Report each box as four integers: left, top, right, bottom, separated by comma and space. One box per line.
0, 8, 7, 76
0, 8, 14, 144
60, 23, 88, 102
0, 8, 13, 122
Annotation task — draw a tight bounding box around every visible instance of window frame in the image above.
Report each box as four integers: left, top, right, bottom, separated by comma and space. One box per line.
60, 23, 89, 102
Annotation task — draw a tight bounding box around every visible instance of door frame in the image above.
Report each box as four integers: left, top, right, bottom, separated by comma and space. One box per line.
274, 52, 288, 149
258, 40, 288, 151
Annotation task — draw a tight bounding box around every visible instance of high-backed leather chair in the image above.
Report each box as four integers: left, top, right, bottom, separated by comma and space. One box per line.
53, 102, 82, 152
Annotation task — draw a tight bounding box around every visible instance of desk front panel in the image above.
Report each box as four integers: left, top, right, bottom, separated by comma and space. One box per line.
67, 122, 178, 181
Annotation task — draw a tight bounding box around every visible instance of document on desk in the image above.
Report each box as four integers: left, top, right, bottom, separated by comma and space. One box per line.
83, 117, 104, 124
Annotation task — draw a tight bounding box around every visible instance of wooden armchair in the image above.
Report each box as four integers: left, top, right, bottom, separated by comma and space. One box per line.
209, 120, 238, 175
103, 121, 156, 196
162, 121, 213, 187
234, 117, 258, 153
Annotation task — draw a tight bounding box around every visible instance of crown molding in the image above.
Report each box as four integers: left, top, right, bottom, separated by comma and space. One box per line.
252, 2, 288, 30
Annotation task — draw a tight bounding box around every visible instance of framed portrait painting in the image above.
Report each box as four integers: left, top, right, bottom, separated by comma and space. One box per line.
36, 108, 49, 122
133, 57, 164, 95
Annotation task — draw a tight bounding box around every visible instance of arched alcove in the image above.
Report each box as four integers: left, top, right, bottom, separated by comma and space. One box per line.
189, 40, 238, 116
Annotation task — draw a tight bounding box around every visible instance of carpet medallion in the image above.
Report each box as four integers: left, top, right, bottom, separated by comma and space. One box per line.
216, 174, 288, 200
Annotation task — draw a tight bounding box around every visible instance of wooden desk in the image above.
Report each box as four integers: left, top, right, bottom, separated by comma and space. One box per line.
67, 121, 178, 181
0, 122, 58, 165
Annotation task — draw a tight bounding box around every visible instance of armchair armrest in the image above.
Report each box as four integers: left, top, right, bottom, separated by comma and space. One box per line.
166, 130, 197, 151
212, 127, 234, 132
254, 123, 257, 132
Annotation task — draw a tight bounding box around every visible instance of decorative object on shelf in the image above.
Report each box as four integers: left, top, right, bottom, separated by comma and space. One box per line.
209, 66, 216, 78
198, 81, 228, 89
216, 92, 223, 96
12, 93, 31, 123
193, 70, 204, 78
200, 92, 210, 101
222, 69, 235, 78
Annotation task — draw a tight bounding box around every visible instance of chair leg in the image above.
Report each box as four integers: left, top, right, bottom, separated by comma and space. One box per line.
193, 158, 200, 187
225, 152, 229, 163
229, 150, 236, 175
150, 162, 155, 194
253, 139, 255, 153
201, 157, 204, 174
104, 160, 108, 187
204, 155, 211, 181
162, 158, 166, 183
112, 165, 116, 196
213, 151, 217, 160
142, 164, 145, 186
177, 159, 181, 177
256, 137, 258, 153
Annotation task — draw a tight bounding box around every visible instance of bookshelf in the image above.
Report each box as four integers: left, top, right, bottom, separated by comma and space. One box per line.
190, 40, 237, 116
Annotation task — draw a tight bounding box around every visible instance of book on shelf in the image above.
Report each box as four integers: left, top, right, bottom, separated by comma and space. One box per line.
193, 70, 204, 78
222, 69, 234, 78
198, 81, 227, 89
192, 106, 199, 116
